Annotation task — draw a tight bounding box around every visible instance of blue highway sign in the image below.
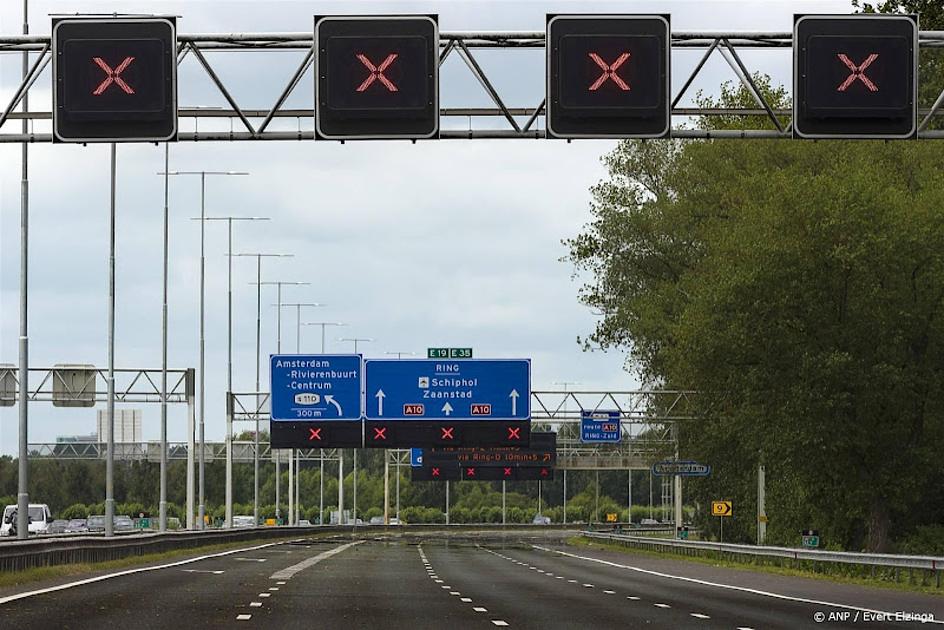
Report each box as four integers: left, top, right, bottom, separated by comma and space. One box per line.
270, 354, 362, 421
364, 359, 530, 421
652, 460, 712, 477
410, 448, 424, 467
580, 410, 621, 443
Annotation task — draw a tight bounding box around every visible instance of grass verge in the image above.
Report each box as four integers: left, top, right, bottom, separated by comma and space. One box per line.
0, 532, 336, 591
566, 536, 944, 598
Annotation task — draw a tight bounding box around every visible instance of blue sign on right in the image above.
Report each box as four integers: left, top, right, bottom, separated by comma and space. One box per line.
410, 448, 424, 467
364, 359, 530, 421
580, 410, 621, 443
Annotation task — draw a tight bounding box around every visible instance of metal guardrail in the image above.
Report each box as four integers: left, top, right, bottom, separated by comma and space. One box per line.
0, 523, 580, 573
581, 531, 943, 587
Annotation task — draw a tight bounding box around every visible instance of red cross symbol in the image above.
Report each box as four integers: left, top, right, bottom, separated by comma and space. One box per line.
466, 467, 476, 477
588, 52, 631, 92
92, 56, 136, 96
440, 427, 455, 440
356, 53, 399, 92
307, 428, 322, 441
540, 468, 549, 478
507, 427, 522, 441
836, 53, 880, 92
431, 467, 441, 477
373, 427, 388, 441
503, 467, 513, 477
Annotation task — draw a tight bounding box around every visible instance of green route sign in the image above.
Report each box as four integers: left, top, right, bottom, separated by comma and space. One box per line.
428, 348, 473, 359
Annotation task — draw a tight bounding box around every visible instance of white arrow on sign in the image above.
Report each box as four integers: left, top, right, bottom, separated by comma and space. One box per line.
509, 389, 519, 416
442, 402, 453, 416
325, 395, 343, 416
375, 389, 385, 416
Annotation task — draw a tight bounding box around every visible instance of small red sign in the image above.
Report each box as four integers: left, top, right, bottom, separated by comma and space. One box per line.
465, 467, 476, 478
507, 426, 522, 440
431, 467, 440, 477
308, 428, 322, 441
404, 404, 425, 416
440, 427, 455, 440
372, 427, 388, 441
503, 467, 513, 477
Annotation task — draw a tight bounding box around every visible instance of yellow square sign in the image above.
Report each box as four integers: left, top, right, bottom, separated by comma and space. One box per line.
605, 513, 618, 523
711, 500, 732, 517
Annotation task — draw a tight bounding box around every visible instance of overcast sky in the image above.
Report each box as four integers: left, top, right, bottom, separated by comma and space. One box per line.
0, 0, 852, 452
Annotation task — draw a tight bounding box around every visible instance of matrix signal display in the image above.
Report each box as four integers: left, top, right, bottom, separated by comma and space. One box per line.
794, 14, 917, 139
53, 17, 177, 142
315, 15, 439, 139
547, 15, 671, 138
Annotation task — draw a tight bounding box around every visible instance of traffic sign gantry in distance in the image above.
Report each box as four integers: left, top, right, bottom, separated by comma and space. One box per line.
269, 354, 363, 448
652, 460, 712, 477
416, 432, 556, 480
52, 17, 177, 143
364, 358, 530, 448
315, 15, 439, 140
793, 14, 917, 139
546, 14, 671, 139
580, 409, 621, 443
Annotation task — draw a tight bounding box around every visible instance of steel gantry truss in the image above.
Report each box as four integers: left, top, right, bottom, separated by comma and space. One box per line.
4, 29, 944, 142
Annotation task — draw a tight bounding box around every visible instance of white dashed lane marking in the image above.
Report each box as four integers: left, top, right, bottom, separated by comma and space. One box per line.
461, 598, 472, 602
654, 603, 671, 609
690, 613, 710, 619
491, 621, 509, 627
603, 590, 615, 595
250, 602, 262, 608
474, 607, 488, 612
627, 596, 640, 601
236, 614, 252, 620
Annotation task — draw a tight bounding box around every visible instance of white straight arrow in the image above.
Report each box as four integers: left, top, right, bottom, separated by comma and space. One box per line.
509, 389, 519, 416
375, 389, 385, 416
442, 402, 453, 416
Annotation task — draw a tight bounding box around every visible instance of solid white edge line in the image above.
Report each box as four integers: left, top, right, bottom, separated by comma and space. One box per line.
531, 545, 944, 626
0, 538, 299, 606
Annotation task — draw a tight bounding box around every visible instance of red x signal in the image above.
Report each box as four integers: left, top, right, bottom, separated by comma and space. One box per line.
432, 467, 441, 477
540, 467, 549, 477
373, 427, 388, 441
588, 52, 631, 92
507, 427, 522, 441
466, 467, 476, 477
440, 427, 455, 440
92, 56, 136, 96
356, 53, 399, 92
837, 53, 880, 92
503, 467, 513, 477
308, 428, 322, 441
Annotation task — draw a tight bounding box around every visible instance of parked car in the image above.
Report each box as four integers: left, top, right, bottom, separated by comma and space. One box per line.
532, 514, 551, 525
115, 515, 135, 532
47, 519, 70, 534
1, 503, 53, 536
86, 515, 107, 533
298, 519, 311, 527
232, 515, 255, 528
640, 518, 660, 526
369, 516, 384, 525
389, 518, 404, 526
65, 518, 88, 534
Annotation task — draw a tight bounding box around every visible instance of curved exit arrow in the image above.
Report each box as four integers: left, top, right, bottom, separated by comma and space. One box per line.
325, 395, 343, 416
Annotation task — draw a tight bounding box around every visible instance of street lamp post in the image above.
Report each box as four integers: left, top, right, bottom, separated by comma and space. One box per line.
275, 302, 325, 525
338, 337, 372, 525
249, 282, 309, 525
554, 381, 580, 525
159, 169, 249, 531
383, 352, 414, 524
301, 322, 347, 354
231, 255, 294, 526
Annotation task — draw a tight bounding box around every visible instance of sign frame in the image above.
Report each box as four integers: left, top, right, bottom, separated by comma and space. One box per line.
580, 409, 621, 443
52, 16, 178, 143
651, 460, 712, 477
314, 14, 440, 141
792, 13, 918, 140
269, 353, 363, 421
546, 13, 672, 139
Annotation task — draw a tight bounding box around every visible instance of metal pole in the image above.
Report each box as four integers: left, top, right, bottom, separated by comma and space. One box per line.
538, 479, 542, 516
673, 423, 682, 532
289, 447, 294, 526
159, 144, 169, 533
594, 471, 600, 525
649, 468, 653, 521
296, 450, 300, 525
384, 451, 390, 525
319, 449, 324, 525
105, 143, 116, 538
562, 469, 567, 525
197, 201, 206, 530
395, 455, 400, 520
321, 324, 326, 354
445, 480, 449, 525
15, 0, 29, 542
275, 283, 281, 522
502, 481, 506, 526
758, 464, 767, 545
353, 449, 358, 524
253, 255, 261, 525
628, 469, 633, 525
338, 450, 344, 524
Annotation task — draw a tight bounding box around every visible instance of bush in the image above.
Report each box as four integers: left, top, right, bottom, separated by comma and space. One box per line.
896, 525, 944, 556
60, 503, 89, 520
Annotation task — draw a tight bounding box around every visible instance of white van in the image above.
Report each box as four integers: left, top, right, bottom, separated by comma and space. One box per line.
1, 503, 53, 536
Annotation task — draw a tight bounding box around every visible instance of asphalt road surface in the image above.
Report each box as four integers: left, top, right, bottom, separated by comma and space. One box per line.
1, 532, 941, 629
